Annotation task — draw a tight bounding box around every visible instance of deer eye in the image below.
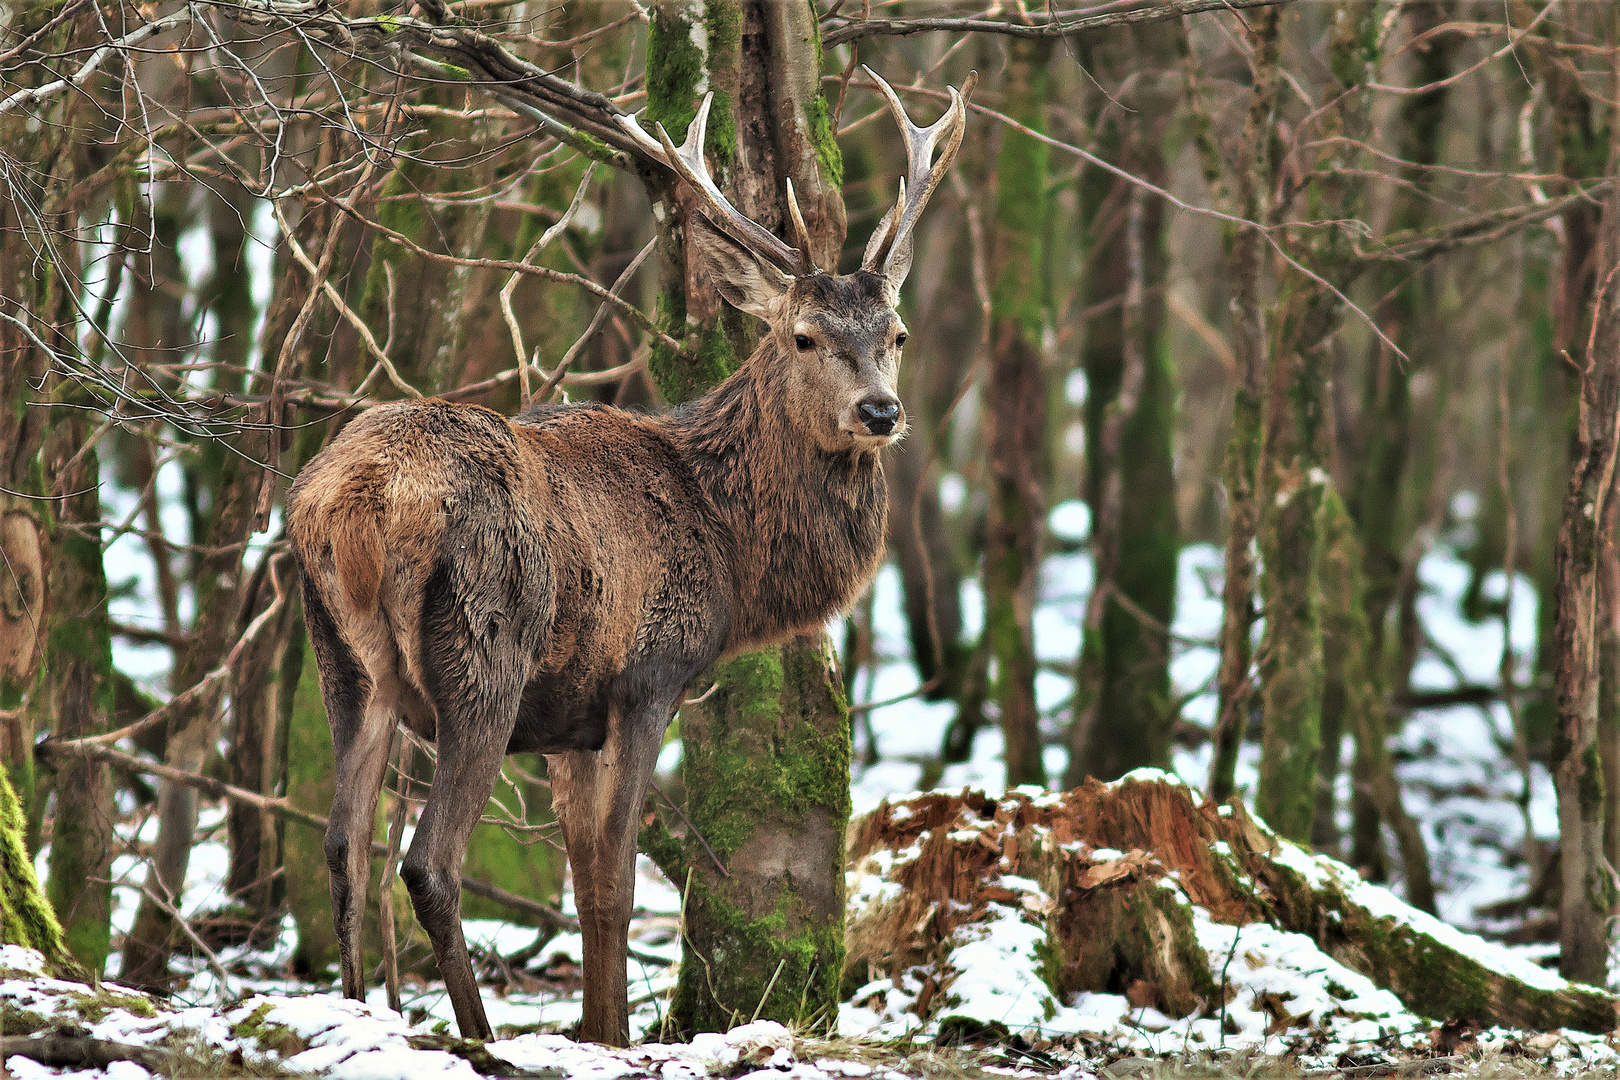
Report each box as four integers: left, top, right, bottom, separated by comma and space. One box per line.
794, 334, 814, 352
894, 332, 908, 348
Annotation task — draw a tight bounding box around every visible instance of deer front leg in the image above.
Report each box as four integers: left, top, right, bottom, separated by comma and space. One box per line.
549, 702, 670, 1047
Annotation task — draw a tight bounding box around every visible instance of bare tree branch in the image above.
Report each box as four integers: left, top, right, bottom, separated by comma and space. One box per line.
821, 0, 1296, 48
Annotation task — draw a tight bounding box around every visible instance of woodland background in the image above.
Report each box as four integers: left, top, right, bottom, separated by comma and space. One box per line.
1, 0, 1619, 1040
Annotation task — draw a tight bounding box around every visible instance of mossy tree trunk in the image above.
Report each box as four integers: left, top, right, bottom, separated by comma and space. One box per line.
1551, 168, 1620, 987
0, 763, 79, 979
284, 634, 341, 976
661, 640, 851, 1033
1068, 24, 1180, 786
1514, 3, 1613, 772
0, 6, 114, 971
1341, 1, 1456, 871
39, 404, 117, 975
1195, 4, 1279, 805
1253, 382, 1327, 844
1319, 491, 1436, 913
26, 212, 116, 979
1253, 0, 1383, 845
982, 36, 1052, 790
640, 0, 852, 1035
1493, 4, 1619, 984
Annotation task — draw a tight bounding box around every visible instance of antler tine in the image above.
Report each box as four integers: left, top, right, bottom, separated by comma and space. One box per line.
784, 178, 817, 270
860, 68, 973, 276
655, 94, 810, 278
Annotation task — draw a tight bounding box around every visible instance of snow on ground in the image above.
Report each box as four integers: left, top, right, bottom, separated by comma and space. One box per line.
23, 502, 1585, 1076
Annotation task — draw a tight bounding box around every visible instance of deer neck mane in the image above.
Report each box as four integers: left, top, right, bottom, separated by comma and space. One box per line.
670, 345, 889, 649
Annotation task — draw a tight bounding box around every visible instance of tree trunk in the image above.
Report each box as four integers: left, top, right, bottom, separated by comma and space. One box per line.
1197, 4, 1279, 805
1254, 423, 1327, 844
1343, 1, 1457, 871
643, 0, 851, 1036
1253, 0, 1382, 845
226, 558, 300, 933
1552, 163, 1620, 987
0, 10, 114, 968
982, 35, 1052, 790
0, 764, 79, 979
1319, 491, 1436, 913
1068, 23, 1180, 786
39, 408, 117, 974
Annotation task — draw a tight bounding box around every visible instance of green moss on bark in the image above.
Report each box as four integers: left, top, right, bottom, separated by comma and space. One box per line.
805, 93, 843, 190
283, 655, 340, 977
645, 2, 737, 166
1255, 462, 1326, 843
648, 279, 739, 405
0, 763, 79, 979
670, 635, 850, 1035
39, 405, 115, 974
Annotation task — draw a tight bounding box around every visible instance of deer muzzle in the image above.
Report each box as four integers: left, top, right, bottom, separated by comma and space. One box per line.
857, 396, 903, 437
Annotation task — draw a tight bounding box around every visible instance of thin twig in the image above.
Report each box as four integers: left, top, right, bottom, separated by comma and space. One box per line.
649, 781, 728, 879
503, 162, 599, 406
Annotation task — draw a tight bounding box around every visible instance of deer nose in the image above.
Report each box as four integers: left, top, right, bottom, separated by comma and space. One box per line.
858, 397, 901, 436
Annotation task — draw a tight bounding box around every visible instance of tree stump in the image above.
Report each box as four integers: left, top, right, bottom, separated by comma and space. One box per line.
845, 772, 1617, 1036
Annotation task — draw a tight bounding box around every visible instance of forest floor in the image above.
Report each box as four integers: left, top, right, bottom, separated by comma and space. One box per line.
6, 504, 1602, 1079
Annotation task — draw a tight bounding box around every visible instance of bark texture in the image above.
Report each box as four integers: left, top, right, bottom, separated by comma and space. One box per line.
1200, 4, 1279, 805
1551, 164, 1620, 986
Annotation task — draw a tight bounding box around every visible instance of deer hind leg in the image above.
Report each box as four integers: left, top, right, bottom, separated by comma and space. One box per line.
549, 701, 671, 1047
400, 674, 521, 1041
301, 578, 395, 1004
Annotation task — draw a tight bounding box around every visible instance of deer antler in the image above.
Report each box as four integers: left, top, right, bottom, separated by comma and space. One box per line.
861, 68, 975, 282
654, 94, 815, 278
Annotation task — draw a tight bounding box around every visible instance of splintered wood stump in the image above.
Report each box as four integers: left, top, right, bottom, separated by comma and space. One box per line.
844, 772, 1618, 1035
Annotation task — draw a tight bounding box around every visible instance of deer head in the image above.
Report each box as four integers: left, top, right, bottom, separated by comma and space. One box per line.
649, 70, 971, 454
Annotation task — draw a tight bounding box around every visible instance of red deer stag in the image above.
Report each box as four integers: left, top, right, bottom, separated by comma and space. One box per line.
286, 70, 968, 1046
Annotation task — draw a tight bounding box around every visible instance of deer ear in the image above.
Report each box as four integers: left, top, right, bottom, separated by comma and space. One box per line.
688, 215, 792, 320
